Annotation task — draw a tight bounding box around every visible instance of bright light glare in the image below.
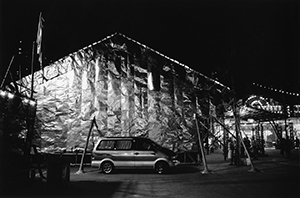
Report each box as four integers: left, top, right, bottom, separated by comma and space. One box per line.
23, 98, 29, 104
7, 93, 14, 99
0, 90, 6, 97
29, 100, 36, 106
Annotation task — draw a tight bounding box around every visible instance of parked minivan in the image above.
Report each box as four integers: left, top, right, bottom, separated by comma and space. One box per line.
91, 137, 180, 174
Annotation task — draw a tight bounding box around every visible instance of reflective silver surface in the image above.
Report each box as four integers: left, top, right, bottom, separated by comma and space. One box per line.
18, 33, 225, 153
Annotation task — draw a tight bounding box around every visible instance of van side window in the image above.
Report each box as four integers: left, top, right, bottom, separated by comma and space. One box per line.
136, 140, 152, 151
96, 140, 115, 150
116, 140, 132, 150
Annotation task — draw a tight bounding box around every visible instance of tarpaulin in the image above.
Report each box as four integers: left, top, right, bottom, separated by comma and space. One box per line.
16, 33, 228, 153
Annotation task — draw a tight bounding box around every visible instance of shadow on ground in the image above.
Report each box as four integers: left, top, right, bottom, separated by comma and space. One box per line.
1, 180, 122, 198
83, 165, 201, 175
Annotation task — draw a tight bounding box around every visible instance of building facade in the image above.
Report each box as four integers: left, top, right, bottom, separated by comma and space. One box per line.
17, 33, 228, 153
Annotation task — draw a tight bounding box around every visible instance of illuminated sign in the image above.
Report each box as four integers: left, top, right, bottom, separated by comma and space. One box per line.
245, 95, 300, 117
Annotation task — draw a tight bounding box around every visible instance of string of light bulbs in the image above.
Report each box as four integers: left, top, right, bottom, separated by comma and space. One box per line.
252, 82, 300, 97
0, 89, 36, 106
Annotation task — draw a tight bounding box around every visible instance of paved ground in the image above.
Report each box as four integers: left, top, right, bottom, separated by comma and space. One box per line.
2, 147, 299, 198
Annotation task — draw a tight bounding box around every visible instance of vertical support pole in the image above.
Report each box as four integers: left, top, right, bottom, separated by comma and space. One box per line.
284, 117, 288, 139
214, 116, 259, 172
30, 41, 35, 99
75, 118, 95, 174
260, 123, 265, 155
209, 99, 214, 153
223, 118, 228, 161
194, 114, 211, 174
240, 132, 260, 172
206, 98, 211, 155
269, 120, 280, 141
195, 96, 202, 164
232, 103, 241, 165
0, 56, 15, 88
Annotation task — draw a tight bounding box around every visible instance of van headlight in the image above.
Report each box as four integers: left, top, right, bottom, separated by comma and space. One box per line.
170, 155, 180, 165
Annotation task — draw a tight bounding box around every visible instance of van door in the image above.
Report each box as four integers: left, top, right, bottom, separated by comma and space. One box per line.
114, 139, 135, 169
134, 139, 157, 169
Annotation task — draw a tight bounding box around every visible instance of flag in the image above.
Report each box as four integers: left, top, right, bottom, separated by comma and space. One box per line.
36, 12, 44, 66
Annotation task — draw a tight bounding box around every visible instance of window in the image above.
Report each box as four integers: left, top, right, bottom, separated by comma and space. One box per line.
96, 140, 115, 150
136, 140, 152, 151
141, 142, 151, 150
115, 140, 132, 150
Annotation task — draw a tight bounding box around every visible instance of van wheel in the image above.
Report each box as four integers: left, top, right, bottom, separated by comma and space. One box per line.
155, 161, 169, 174
101, 161, 114, 174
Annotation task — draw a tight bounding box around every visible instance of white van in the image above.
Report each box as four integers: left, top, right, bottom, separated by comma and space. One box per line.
91, 137, 180, 174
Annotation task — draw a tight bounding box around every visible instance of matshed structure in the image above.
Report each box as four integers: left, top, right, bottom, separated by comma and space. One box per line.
15, 33, 229, 153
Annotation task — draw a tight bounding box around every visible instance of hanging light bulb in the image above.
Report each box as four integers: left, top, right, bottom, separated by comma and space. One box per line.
0, 90, 6, 97
7, 93, 14, 99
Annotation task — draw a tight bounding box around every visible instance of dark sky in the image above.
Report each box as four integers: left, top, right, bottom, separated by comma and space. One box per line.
0, 0, 299, 103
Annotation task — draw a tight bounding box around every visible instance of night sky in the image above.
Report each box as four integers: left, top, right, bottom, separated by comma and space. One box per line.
0, 0, 299, 103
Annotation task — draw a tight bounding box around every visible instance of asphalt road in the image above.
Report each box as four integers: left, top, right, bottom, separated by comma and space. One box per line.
3, 148, 300, 198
